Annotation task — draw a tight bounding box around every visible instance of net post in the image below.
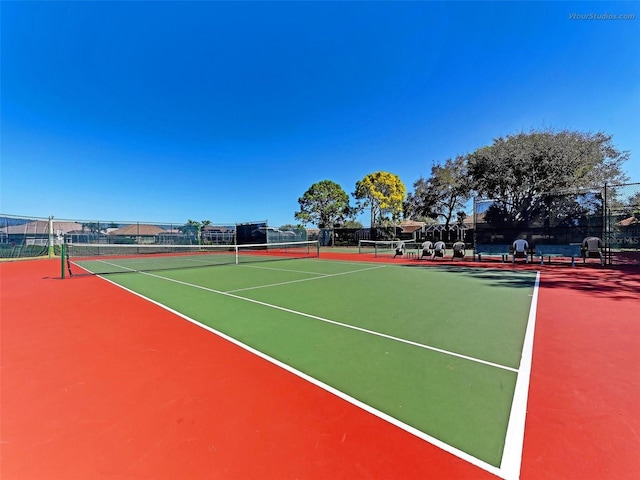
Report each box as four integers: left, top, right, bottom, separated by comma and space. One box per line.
61, 243, 66, 279
235, 245, 239, 265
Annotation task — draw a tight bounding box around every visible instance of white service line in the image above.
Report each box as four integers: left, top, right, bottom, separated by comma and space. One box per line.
228, 264, 387, 293
93, 259, 138, 272
237, 264, 333, 276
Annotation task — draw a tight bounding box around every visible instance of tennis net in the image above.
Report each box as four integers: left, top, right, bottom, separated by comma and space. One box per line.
62, 240, 320, 277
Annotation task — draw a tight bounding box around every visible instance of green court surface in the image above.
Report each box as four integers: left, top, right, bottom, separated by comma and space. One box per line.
87, 258, 537, 469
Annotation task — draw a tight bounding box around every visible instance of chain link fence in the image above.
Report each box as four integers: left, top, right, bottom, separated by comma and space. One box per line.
0, 215, 307, 259
604, 182, 640, 265
473, 182, 639, 265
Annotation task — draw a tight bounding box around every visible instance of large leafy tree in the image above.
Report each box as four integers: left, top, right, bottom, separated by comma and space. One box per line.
467, 129, 629, 225
294, 180, 353, 228
405, 155, 471, 229
353, 171, 406, 226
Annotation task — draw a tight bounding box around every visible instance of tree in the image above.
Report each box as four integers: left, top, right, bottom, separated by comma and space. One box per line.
82, 222, 102, 233
616, 191, 640, 218
294, 180, 353, 228
353, 171, 406, 226
341, 219, 363, 228
467, 129, 629, 226
279, 224, 305, 231
404, 179, 437, 223
405, 156, 471, 229
180, 219, 202, 244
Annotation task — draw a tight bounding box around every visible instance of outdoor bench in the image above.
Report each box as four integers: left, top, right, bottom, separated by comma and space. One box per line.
474, 244, 511, 262
535, 244, 582, 266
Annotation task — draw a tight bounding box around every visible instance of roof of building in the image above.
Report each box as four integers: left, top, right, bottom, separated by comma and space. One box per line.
398, 220, 425, 233
108, 224, 167, 236
617, 216, 638, 227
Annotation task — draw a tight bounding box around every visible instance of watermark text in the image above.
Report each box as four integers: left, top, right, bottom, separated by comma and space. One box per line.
569, 12, 636, 21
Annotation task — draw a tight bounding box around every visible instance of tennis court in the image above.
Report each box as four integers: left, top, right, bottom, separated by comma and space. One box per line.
1, 247, 638, 480
63, 242, 538, 478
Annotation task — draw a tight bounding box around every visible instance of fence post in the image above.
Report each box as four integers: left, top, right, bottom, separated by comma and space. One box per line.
48, 216, 54, 258
472, 197, 477, 256
604, 184, 608, 265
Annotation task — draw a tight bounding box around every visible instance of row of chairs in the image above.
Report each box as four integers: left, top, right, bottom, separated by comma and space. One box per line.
393, 240, 467, 261
393, 237, 606, 265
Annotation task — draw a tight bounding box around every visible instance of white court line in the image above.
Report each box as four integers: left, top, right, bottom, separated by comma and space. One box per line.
92, 259, 140, 272
228, 264, 387, 293
92, 259, 386, 294
237, 263, 333, 276
96, 274, 508, 480
96, 265, 540, 480
499, 271, 540, 480
138, 270, 518, 373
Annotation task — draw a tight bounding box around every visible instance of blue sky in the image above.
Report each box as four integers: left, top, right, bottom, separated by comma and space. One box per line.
2, 1, 639, 227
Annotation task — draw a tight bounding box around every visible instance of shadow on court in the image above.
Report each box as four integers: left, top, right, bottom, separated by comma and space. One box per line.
401, 262, 640, 301
402, 264, 538, 290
